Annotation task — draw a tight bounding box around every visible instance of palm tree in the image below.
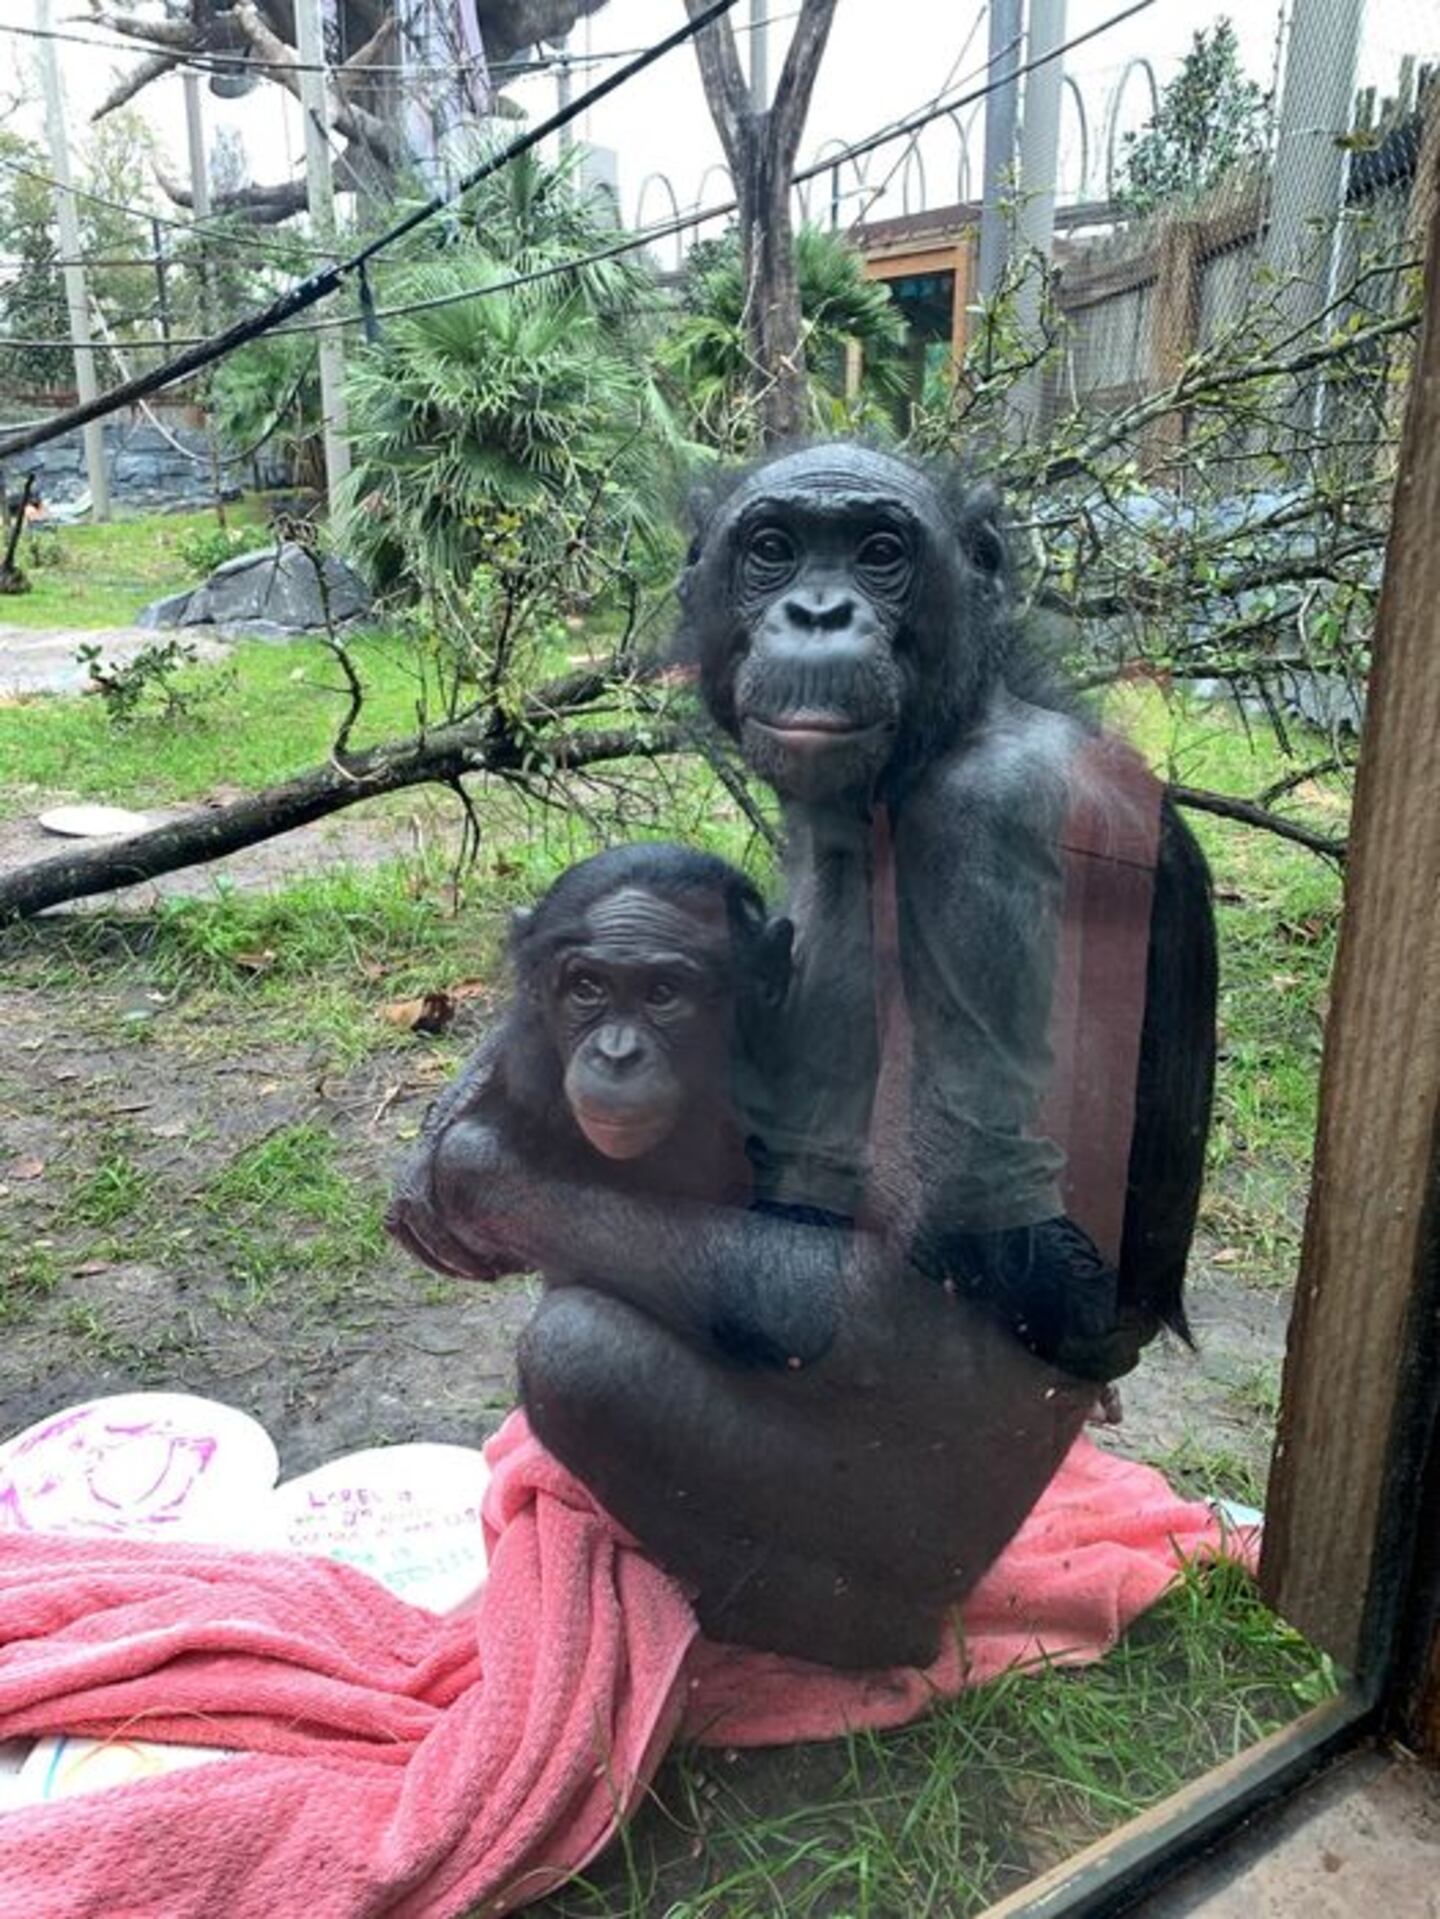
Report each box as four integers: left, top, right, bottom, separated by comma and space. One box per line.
342, 152, 689, 605
661, 225, 909, 451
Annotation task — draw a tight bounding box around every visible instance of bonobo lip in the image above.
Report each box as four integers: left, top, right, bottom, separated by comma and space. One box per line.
748, 713, 885, 750
575, 1107, 673, 1161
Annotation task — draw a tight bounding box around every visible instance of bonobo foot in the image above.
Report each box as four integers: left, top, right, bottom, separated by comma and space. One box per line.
1089, 1383, 1124, 1426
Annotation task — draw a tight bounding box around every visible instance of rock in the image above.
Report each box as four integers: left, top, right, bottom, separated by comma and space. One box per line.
139, 543, 372, 634
136, 590, 195, 631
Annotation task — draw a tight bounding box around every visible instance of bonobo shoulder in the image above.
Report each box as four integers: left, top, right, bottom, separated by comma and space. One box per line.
923, 690, 1084, 824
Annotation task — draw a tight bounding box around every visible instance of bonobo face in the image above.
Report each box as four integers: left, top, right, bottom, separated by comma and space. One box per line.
549, 887, 735, 1161
707, 449, 945, 802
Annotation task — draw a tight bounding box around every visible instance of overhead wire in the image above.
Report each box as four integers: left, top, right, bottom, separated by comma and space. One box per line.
0, 9, 801, 84
0, 152, 337, 263
842, 4, 994, 232
0, 0, 743, 459
0, 1, 1159, 440
1, 0, 1156, 356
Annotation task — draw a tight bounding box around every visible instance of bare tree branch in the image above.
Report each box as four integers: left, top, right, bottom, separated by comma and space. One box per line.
92, 49, 181, 120
682, 0, 751, 170
771, 0, 839, 173
1260, 756, 1348, 806
154, 166, 309, 224
0, 684, 682, 924
1168, 783, 1347, 862
232, 0, 399, 166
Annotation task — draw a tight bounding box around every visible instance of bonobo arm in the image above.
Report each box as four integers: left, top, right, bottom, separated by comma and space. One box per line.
897, 702, 1140, 1379
387, 1056, 852, 1369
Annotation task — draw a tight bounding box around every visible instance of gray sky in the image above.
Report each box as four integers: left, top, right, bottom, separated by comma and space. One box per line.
11, 0, 1436, 248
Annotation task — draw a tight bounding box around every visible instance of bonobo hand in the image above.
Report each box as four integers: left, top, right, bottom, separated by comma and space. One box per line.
919, 1215, 1144, 1383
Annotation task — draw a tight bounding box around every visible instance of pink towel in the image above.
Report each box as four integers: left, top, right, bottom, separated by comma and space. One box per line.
0, 1413, 1252, 1918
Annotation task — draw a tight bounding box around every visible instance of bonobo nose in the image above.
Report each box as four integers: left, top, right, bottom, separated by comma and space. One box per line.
595, 1025, 643, 1073
783, 593, 856, 634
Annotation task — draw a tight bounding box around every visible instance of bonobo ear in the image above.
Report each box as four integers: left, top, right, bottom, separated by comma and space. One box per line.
507, 905, 534, 955
677, 485, 718, 610
755, 916, 795, 1007
955, 484, 1009, 581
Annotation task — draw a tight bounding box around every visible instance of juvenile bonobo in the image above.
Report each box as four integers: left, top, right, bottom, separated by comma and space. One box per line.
682, 444, 1218, 1380
388, 843, 826, 1368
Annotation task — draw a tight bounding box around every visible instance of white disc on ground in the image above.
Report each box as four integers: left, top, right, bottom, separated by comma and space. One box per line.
37, 803, 150, 839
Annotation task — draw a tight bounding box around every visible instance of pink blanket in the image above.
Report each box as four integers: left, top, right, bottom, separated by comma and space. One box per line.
0, 1414, 1251, 1918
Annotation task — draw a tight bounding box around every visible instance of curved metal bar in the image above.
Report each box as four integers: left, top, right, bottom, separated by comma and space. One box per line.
1062, 72, 1091, 201
696, 160, 736, 206
808, 138, 854, 227
947, 108, 975, 204
900, 143, 928, 217
634, 169, 684, 271
1105, 56, 1160, 199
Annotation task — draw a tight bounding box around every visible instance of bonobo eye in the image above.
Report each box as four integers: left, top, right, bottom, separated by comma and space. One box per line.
741, 523, 799, 595
854, 529, 912, 592
645, 978, 684, 1012
567, 973, 605, 1008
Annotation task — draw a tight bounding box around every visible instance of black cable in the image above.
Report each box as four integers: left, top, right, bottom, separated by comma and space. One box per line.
0, 153, 335, 263
0, 0, 741, 464
0, 0, 1158, 433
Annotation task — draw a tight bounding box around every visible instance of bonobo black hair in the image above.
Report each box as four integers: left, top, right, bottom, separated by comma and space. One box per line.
512, 842, 769, 968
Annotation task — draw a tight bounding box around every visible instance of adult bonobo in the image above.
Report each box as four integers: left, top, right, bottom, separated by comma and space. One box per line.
682, 443, 1217, 1377
389, 835, 1095, 1669
388, 448, 1216, 1669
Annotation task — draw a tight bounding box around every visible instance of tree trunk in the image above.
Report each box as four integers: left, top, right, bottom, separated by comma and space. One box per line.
686, 0, 838, 446
742, 143, 809, 442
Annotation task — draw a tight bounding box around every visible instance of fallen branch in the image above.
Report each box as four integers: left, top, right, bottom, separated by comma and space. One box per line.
0, 681, 681, 924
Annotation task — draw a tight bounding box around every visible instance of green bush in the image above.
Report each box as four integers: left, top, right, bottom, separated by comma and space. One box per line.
174, 523, 254, 579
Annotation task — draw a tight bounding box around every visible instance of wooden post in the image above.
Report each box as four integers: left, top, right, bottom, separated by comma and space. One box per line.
294, 0, 351, 510
1259, 150, 1440, 1672
1142, 217, 1203, 469
951, 228, 976, 370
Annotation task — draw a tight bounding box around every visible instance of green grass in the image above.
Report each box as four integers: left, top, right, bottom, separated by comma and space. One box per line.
541, 1560, 1336, 1917
73, 1143, 153, 1228
0, 1244, 64, 1324
0, 629, 433, 813
0, 503, 270, 631
200, 1123, 391, 1311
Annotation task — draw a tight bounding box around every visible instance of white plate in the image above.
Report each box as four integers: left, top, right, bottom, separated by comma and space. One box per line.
37, 804, 150, 839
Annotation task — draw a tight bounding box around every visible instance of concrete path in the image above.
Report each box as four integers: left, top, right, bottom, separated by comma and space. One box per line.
0, 625, 230, 698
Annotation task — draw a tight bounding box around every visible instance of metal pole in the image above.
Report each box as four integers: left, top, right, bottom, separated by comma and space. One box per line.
1012, 0, 1067, 432
749, 0, 769, 114
294, 0, 352, 509
555, 36, 574, 158
182, 71, 230, 525
34, 0, 110, 521
1264, 0, 1364, 330
151, 216, 172, 351
977, 0, 1023, 302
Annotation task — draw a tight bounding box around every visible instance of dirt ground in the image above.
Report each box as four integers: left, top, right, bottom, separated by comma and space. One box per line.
0, 833, 1290, 1499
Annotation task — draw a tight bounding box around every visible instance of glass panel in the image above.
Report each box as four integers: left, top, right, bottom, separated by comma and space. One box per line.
0, 1, 1432, 1913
